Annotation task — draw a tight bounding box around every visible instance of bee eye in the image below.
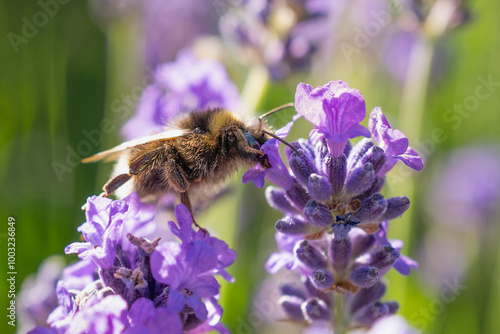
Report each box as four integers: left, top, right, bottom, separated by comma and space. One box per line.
244, 132, 258, 148
194, 127, 205, 134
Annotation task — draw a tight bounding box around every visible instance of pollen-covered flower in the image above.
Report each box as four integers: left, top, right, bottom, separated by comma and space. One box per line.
28, 195, 235, 334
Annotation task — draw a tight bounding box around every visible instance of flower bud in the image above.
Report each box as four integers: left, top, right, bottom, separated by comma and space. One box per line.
285, 182, 311, 210
350, 266, 379, 288
353, 301, 390, 327
353, 193, 388, 223
280, 284, 306, 300
345, 163, 375, 197
307, 174, 332, 202
327, 154, 347, 196
278, 295, 305, 321
302, 298, 331, 322
315, 139, 329, 174
311, 268, 334, 290
347, 138, 374, 170
295, 240, 327, 269
379, 196, 410, 221
303, 200, 333, 227
356, 245, 400, 271
354, 176, 385, 201
360, 146, 387, 174
265, 186, 298, 214
276, 216, 311, 235
350, 229, 375, 258
348, 282, 386, 315
289, 151, 317, 186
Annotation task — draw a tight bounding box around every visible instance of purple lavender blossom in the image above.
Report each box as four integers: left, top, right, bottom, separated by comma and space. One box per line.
122, 51, 241, 140
420, 146, 500, 289
29, 195, 234, 333
18, 256, 64, 334
142, 0, 219, 69
295, 80, 370, 156
368, 107, 423, 176
219, 0, 337, 79
251, 81, 421, 331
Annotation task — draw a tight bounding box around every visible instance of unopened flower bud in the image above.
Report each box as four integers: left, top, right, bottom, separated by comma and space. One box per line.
327, 154, 347, 196
278, 295, 305, 321
380, 196, 410, 221
345, 163, 375, 197
302, 298, 331, 322
350, 266, 379, 288
266, 186, 299, 214
276, 216, 311, 235
289, 152, 317, 186
311, 268, 335, 290
360, 146, 387, 174
307, 174, 332, 202
303, 200, 333, 227
347, 138, 374, 170
353, 193, 388, 222
295, 240, 327, 269
285, 181, 311, 210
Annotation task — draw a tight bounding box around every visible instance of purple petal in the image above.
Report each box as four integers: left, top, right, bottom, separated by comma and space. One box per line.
394, 255, 419, 276
151, 242, 184, 288
166, 289, 185, 314
242, 168, 266, 188
186, 294, 209, 320
295, 81, 368, 156
396, 147, 424, 171
67, 295, 128, 334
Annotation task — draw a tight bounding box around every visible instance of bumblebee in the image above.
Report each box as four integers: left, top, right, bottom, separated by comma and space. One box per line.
83, 104, 294, 225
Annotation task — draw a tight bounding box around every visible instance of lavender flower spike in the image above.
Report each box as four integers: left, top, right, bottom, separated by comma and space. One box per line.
368, 107, 423, 176
295, 81, 370, 156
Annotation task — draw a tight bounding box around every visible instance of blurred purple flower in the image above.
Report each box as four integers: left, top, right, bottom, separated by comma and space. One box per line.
18, 256, 64, 334
219, 0, 337, 79
143, 0, 219, 68
420, 146, 500, 289
427, 146, 500, 226
122, 51, 241, 140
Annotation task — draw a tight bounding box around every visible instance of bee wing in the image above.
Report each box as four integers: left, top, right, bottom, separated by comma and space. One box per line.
81, 129, 187, 163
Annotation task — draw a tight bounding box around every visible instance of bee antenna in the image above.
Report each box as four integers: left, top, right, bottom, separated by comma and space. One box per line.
262, 130, 299, 155
259, 102, 294, 120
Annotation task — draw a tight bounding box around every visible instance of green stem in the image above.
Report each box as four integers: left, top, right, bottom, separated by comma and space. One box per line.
240, 64, 270, 113
334, 292, 346, 334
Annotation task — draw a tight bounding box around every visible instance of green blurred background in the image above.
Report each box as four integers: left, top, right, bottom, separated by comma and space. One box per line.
1, 0, 500, 333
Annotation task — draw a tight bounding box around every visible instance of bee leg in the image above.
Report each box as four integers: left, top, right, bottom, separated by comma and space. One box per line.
180, 191, 208, 235
238, 145, 272, 169
103, 173, 132, 196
